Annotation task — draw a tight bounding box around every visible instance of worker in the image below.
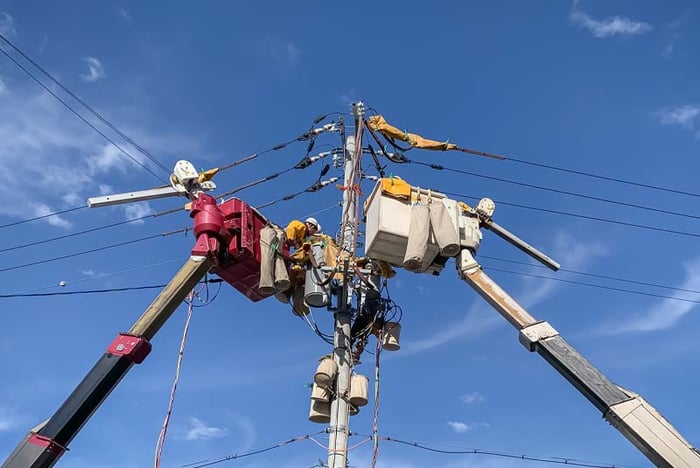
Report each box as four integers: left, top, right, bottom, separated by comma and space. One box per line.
276, 217, 322, 316
286, 217, 321, 250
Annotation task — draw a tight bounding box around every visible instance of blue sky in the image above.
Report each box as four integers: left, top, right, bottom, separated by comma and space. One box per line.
1, 1, 700, 467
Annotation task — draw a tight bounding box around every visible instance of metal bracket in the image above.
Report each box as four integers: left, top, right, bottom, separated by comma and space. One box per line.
518, 321, 559, 352
456, 249, 480, 278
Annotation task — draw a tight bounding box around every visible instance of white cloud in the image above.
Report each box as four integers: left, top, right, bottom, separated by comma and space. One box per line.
653, 105, 700, 129
0, 76, 7, 95
460, 392, 484, 404
569, 3, 652, 38
602, 258, 700, 335
0, 12, 16, 38
80, 269, 96, 276
447, 421, 470, 433
123, 202, 153, 224
0, 80, 199, 228
185, 417, 228, 441
81, 56, 106, 82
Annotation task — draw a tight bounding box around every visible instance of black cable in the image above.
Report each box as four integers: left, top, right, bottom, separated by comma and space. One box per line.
0, 205, 85, 230
507, 155, 700, 199
411, 160, 700, 222
0, 227, 189, 274
179, 434, 315, 468
0, 279, 223, 298
483, 265, 700, 304
480, 255, 700, 295
0, 33, 171, 174
442, 190, 700, 239
0, 206, 182, 254
0, 41, 168, 183
381, 436, 626, 468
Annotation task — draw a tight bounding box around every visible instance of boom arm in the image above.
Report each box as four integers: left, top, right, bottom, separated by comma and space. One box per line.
456, 249, 700, 468
2, 256, 213, 468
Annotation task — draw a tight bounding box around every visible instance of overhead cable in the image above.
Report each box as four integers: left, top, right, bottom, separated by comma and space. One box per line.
0, 227, 190, 274
0, 38, 168, 183
480, 255, 700, 295
0, 279, 222, 298
409, 160, 700, 222
0, 206, 182, 254
0, 32, 171, 174
0, 205, 85, 230
378, 436, 626, 468
178, 433, 321, 468
442, 190, 700, 239
483, 265, 700, 304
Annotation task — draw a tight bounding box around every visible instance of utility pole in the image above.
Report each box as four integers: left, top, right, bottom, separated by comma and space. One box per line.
328, 101, 364, 468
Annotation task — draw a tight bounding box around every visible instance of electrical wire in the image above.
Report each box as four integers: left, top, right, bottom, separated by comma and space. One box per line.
0, 32, 171, 175
408, 160, 700, 222
10, 257, 187, 295
0, 227, 190, 274
506, 155, 700, 200
154, 289, 196, 468
377, 436, 631, 468
0, 279, 222, 298
482, 265, 700, 304
0, 39, 168, 183
442, 190, 700, 239
178, 433, 321, 468
0, 206, 182, 254
370, 338, 381, 468
480, 255, 700, 295
0, 205, 85, 230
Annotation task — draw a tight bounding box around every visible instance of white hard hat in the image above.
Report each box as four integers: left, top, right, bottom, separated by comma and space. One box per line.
305, 217, 321, 231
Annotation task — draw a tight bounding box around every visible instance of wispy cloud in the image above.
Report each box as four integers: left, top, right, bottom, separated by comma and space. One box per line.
123, 202, 153, 223
653, 104, 700, 129
0, 408, 16, 432
460, 392, 484, 404
0, 12, 16, 38
447, 421, 470, 433
184, 417, 229, 441
115, 7, 132, 21
600, 258, 700, 335
399, 231, 607, 355
265, 38, 302, 67
569, 2, 652, 38
81, 56, 106, 82
0, 78, 199, 228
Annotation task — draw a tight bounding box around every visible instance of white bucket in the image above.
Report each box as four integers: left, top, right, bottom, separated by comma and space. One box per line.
308, 400, 330, 423
349, 374, 369, 407
311, 382, 330, 402
314, 357, 337, 387
382, 322, 401, 351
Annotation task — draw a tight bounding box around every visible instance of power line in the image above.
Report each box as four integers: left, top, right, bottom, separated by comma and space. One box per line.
409, 160, 700, 222
482, 265, 700, 304
480, 255, 700, 295
0, 32, 171, 174
178, 434, 319, 468
9, 257, 187, 295
442, 190, 700, 239
0, 37, 168, 183
0, 227, 189, 274
506, 155, 700, 200
0, 207, 182, 254
378, 436, 634, 468
0, 279, 222, 298
0, 205, 85, 230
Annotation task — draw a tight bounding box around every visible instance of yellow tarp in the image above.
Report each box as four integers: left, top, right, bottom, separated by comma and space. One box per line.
380, 176, 411, 201
367, 115, 457, 151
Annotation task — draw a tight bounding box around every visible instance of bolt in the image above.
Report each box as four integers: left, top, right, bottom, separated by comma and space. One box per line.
116, 344, 125, 352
